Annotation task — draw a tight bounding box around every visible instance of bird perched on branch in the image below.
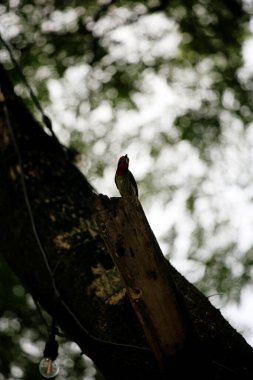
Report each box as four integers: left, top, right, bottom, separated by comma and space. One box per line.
115, 154, 138, 197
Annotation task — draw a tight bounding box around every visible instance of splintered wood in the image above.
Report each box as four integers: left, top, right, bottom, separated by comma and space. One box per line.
96, 195, 187, 375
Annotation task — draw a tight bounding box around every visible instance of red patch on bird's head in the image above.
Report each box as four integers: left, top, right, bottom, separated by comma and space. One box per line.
116, 154, 129, 173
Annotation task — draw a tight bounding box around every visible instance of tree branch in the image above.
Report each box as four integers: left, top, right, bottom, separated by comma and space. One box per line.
0, 63, 253, 380
96, 195, 187, 375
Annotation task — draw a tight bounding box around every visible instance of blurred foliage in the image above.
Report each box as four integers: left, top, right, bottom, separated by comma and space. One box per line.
0, 256, 100, 380
1, 0, 253, 377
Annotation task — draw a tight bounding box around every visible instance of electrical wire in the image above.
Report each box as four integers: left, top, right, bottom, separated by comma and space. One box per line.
0, 52, 150, 353
0, 32, 58, 142
1, 85, 150, 352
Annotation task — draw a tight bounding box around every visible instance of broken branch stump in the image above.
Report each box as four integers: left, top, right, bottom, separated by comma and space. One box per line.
95, 195, 188, 375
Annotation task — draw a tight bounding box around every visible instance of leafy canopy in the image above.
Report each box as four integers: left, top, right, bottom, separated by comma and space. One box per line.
1, 0, 253, 377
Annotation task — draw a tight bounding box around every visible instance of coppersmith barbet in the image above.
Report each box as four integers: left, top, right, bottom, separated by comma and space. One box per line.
115, 154, 138, 197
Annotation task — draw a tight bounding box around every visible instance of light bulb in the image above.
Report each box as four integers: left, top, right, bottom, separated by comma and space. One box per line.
39, 357, 59, 378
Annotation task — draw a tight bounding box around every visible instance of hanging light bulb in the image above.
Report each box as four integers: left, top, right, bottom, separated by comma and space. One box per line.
39, 356, 59, 378
39, 324, 59, 378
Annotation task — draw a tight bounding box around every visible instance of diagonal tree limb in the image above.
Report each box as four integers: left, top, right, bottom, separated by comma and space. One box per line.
0, 63, 253, 379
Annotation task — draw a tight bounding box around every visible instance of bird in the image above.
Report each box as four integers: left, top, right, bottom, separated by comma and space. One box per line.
115, 154, 138, 197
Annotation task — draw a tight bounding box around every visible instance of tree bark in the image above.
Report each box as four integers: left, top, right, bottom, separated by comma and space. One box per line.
96, 195, 188, 377
0, 64, 253, 380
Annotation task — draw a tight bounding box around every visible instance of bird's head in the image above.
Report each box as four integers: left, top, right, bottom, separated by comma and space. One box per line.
117, 154, 129, 171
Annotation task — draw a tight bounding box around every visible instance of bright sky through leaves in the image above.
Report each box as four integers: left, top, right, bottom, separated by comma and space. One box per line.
0, 3, 253, 376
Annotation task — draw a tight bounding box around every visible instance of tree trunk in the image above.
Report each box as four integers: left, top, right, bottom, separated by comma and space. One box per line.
0, 64, 253, 380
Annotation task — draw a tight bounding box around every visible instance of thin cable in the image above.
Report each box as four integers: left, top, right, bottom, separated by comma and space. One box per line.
0, 32, 59, 143
1, 90, 54, 279
212, 360, 237, 374
0, 88, 150, 353
34, 298, 67, 338
34, 298, 50, 332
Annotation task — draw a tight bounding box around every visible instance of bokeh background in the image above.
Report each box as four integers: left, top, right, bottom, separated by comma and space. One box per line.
1, 1, 253, 379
